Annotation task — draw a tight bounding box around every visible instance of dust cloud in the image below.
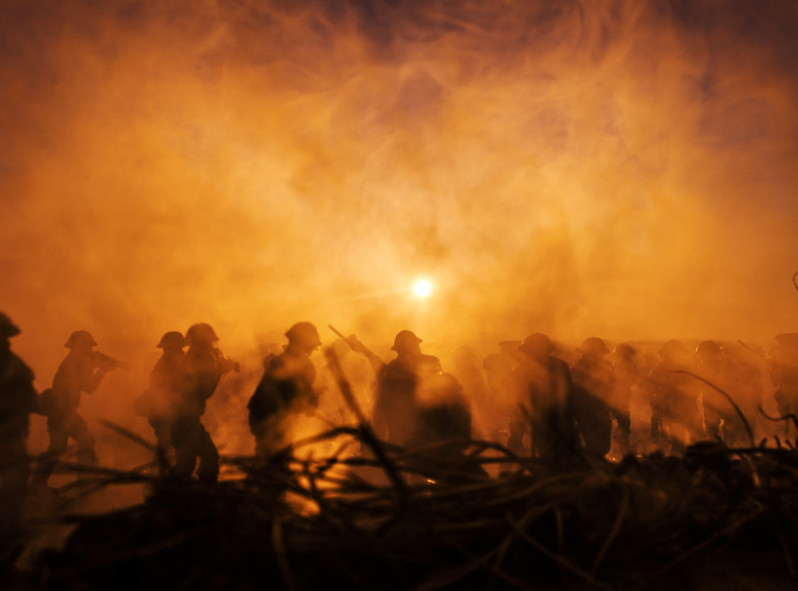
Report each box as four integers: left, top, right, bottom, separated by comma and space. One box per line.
1, 1, 797, 455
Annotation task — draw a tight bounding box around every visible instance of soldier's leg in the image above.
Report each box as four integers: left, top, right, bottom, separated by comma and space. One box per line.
506, 417, 528, 456
195, 423, 219, 484
31, 418, 69, 488
70, 413, 98, 466
0, 437, 29, 533
613, 410, 632, 455
150, 418, 172, 469
171, 416, 199, 481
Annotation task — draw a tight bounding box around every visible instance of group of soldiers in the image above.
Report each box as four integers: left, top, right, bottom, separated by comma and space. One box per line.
3, 310, 798, 537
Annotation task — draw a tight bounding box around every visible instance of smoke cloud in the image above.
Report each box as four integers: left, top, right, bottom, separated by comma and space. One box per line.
2, 0, 798, 389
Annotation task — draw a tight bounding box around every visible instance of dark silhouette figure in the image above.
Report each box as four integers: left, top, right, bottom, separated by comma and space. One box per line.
518, 333, 580, 469
483, 341, 525, 454
134, 331, 186, 466
408, 372, 487, 484
609, 343, 639, 455
0, 313, 37, 540
372, 330, 435, 446
570, 337, 614, 460
724, 345, 764, 447
770, 333, 798, 440
170, 323, 237, 484
248, 322, 321, 458
32, 330, 121, 489
648, 340, 702, 451
694, 340, 735, 442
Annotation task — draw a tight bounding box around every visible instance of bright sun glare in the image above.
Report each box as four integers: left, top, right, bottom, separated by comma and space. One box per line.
413, 279, 432, 298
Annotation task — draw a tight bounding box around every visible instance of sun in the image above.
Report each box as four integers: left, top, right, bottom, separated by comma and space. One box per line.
413, 279, 432, 298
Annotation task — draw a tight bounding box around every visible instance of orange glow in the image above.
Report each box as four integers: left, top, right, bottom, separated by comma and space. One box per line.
0, 0, 797, 462
414, 279, 432, 298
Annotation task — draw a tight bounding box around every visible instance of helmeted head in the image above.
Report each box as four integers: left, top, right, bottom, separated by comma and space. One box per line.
285, 322, 321, 352
613, 343, 637, 362
185, 323, 219, 348
0, 312, 20, 339
391, 330, 422, 354
65, 330, 97, 350
157, 331, 187, 351
519, 333, 554, 360
579, 337, 610, 359
696, 340, 723, 363
660, 340, 689, 364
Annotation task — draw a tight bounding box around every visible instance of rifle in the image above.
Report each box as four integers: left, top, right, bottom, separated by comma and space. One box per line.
328, 324, 384, 373
91, 351, 130, 371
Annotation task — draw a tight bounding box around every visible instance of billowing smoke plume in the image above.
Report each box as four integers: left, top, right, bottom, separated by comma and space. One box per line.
2, 0, 797, 386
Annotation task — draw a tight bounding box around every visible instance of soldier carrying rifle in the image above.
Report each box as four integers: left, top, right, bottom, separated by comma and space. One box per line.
32, 330, 126, 490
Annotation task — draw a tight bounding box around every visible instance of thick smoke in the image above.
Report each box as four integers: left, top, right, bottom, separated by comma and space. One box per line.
2, 0, 797, 394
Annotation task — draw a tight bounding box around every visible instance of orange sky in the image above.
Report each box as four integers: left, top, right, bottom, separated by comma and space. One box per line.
2, 0, 798, 384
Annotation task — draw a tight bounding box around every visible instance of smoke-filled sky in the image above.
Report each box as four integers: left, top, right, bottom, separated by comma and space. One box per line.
3, 0, 798, 378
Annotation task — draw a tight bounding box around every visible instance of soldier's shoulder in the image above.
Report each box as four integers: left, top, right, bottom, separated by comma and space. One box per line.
5, 352, 35, 382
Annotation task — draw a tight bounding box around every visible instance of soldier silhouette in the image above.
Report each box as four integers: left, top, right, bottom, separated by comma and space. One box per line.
770, 333, 798, 440
0, 313, 37, 539
570, 337, 614, 460
483, 340, 526, 454
609, 343, 639, 455
170, 323, 237, 484
648, 340, 702, 451
32, 330, 122, 489
248, 322, 321, 458
371, 330, 437, 446
134, 331, 186, 467
518, 333, 580, 469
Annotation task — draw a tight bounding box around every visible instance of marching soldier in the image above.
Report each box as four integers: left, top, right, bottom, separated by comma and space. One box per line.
31, 330, 123, 489
648, 340, 701, 451
171, 323, 237, 484
248, 322, 321, 458
518, 333, 580, 469
372, 330, 438, 446
0, 313, 37, 538
570, 337, 614, 460
134, 331, 186, 466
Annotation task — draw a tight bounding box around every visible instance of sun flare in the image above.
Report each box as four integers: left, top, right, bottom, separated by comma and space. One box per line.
413, 279, 432, 298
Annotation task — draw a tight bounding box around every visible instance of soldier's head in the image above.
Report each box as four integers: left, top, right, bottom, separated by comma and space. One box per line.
613, 343, 637, 363
64, 330, 97, 353
185, 323, 219, 349
0, 312, 20, 341
519, 333, 553, 361
157, 331, 187, 352
391, 330, 422, 357
659, 340, 689, 365
285, 322, 321, 354
579, 337, 610, 360
696, 340, 723, 364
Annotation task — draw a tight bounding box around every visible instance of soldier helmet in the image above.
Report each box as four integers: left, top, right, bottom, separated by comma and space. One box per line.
65, 330, 97, 349
185, 323, 219, 346
391, 330, 422, 352
613, 343, 636, 360
660, 339, 688, 361
0, 312, 20, 338
285, 322, 321, 349
157, 331, 186, 350
579, 337, 610, 357
519, 333, 553, 358
696, 340, 722, 359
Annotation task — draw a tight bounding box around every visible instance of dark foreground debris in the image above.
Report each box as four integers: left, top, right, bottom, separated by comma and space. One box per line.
12, 430, 798, 591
